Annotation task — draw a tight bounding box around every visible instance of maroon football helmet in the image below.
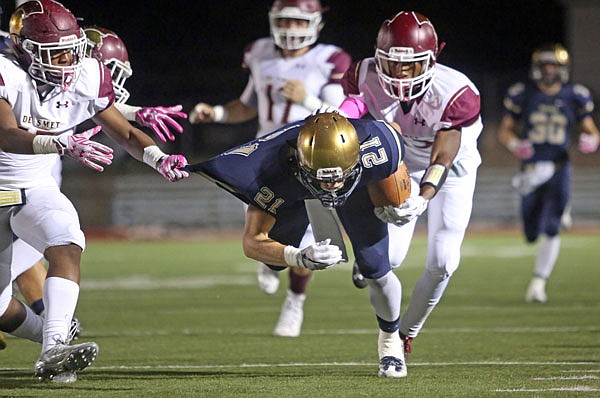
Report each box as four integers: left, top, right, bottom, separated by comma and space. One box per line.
9, 0, 87, 91
269, 0, 324, 50
84, 26, 132, 103
375, 11, 439, 101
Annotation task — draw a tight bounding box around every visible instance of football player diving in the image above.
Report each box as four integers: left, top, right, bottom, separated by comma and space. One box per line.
187, 112, 414, 378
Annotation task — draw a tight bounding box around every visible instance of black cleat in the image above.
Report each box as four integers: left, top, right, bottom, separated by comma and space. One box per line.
352, 262, 368, 289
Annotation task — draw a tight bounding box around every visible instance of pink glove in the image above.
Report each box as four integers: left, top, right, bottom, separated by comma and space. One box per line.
136, 105, 187, 143
56, 126, 113, 172
578, 133, 599, 154
508, 139, 534, 159
157, 154, 190, 182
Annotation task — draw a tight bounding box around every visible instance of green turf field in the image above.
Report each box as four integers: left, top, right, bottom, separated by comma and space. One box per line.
1, 232, 598, 397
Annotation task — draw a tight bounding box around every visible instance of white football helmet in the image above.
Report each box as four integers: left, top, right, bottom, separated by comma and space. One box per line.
269, 0, 324, 50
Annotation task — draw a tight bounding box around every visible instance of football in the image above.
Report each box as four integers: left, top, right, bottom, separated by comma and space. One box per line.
367, 162, 411, 206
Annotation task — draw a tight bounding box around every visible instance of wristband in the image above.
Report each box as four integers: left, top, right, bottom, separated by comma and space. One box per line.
283, 245, 301, 267
142, 145, 168, 169
420, 163, 448, 192
302, 95, 323, 112
213, 105, 227, 122
115, 103, 141, 122
32, 135, 62, 155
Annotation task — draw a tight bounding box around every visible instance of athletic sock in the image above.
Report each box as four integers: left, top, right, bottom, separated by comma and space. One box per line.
534, 235, 560, 279
10, 302, 43, 343
42, 277, 79, 352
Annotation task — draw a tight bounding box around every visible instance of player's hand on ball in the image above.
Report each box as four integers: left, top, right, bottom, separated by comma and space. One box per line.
374, 196, 428, 226
297, 239, 343, 270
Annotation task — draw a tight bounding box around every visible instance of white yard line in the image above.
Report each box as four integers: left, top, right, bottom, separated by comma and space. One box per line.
1, 360, 599, 372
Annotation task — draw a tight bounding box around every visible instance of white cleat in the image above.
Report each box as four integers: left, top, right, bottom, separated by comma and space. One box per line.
525, 277, 547, 303
377, 330, 407, 378
51, 371, 77, 384
273, 290, 305, 337
257, 263, 280, 295
34, 341, 99, 381
378, 356, 408, 378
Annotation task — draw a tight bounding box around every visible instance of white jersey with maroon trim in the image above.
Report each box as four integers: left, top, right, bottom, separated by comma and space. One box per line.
344, 59, 482, 174
0, 54, 114, 189
240, 38, 351, 137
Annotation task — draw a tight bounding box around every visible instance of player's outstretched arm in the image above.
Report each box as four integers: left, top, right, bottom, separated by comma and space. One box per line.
93, 104, 189, 182
114, 102, 187, 143
188, 99, 258, 125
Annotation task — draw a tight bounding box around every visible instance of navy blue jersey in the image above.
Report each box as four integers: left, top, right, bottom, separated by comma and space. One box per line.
189, 117, 405, 279
192, 117, 404, 217
503, 81, 594, 164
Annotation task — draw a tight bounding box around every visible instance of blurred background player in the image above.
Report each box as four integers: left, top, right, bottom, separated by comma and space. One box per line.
496, 43, 600, 303
339, 11, 482, 355
2, 24, 189, 352
0, 0, 188, 382
188, 0, 351, 337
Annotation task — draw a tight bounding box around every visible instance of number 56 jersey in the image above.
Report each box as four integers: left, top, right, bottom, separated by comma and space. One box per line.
189, 117, 405, 217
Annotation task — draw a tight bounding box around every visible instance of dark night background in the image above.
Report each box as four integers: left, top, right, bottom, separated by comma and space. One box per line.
0, 0, 567, 159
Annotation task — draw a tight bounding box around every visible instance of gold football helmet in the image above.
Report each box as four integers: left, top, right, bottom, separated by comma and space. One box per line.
530, 43, 570, 85
296, 112, 362, 207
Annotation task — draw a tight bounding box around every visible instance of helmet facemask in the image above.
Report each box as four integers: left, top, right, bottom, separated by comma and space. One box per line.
20, 33, 86, 91
105, 59, 132, 103
375, 46, 435, 101
296, 160, 362, 208
269, 7, 322, 50
84, 27, 133, 103
530, 45, 570, 85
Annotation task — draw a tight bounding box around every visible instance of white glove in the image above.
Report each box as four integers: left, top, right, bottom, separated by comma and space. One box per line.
374, 196, 429, 226
289, 239, 342, 270
511, 161, 555, 195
